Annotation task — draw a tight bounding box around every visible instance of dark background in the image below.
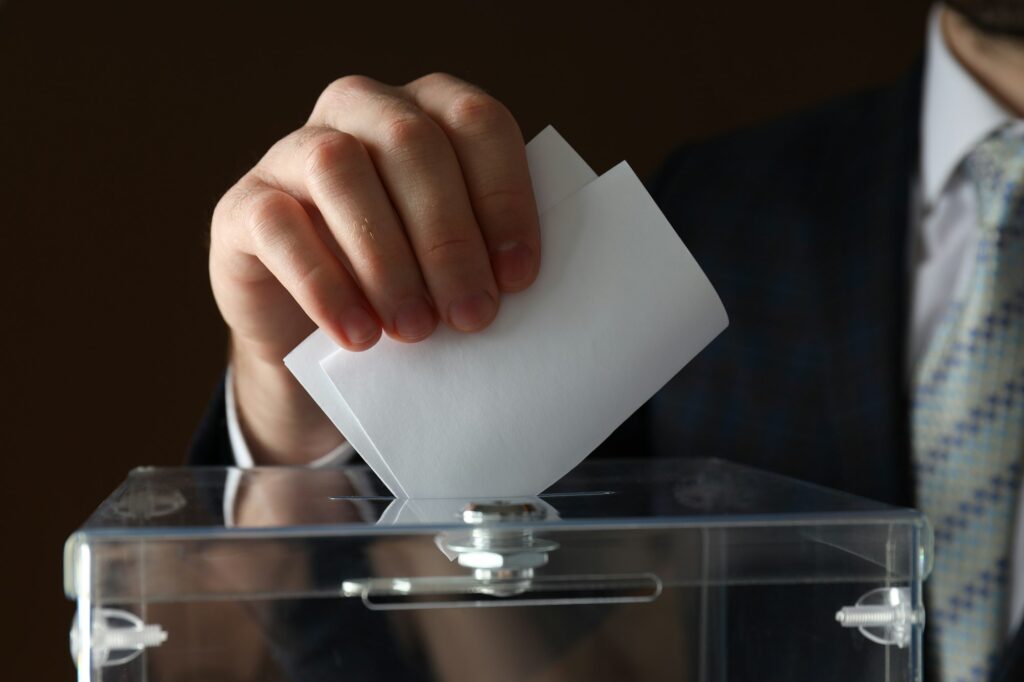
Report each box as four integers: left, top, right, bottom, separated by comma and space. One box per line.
3, 0, 930, 677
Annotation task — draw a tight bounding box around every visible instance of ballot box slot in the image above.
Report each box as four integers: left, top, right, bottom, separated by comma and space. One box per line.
341, 500, 667, 610
341, 573, 662, 610
327, 491, 615, 502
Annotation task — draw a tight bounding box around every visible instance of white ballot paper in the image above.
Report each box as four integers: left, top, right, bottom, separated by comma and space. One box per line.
285, 127, 596, 496
286, 127, 728, 498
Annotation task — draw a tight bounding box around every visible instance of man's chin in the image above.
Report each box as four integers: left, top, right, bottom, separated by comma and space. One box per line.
945, 0, 1024, 38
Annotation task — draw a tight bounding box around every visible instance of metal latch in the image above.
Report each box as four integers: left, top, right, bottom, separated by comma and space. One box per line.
440, 500, 559, 596
342, 499, 662, 609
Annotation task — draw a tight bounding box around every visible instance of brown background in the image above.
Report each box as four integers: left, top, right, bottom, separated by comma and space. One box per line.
3, 0, 930, 678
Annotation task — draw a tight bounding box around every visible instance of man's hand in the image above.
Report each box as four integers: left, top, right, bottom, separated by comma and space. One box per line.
209, 73, 540, 464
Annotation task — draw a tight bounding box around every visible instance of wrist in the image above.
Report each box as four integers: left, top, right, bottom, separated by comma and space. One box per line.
230, 338, 344, 465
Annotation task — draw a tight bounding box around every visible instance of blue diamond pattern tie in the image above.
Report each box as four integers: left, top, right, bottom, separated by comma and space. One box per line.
913, 129, 1024, 682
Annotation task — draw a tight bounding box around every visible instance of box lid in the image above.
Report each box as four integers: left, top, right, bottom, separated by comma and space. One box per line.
65, 457, 932, 604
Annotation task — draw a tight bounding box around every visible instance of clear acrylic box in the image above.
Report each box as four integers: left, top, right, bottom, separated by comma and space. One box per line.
64, 458, 931, 681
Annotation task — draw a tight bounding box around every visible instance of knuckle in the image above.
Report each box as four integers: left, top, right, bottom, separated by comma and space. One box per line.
323, 74, 377, 101
244, 190, 296, 249
381, 110, 438, 151
414, 71, 459, 89
476, 185, 532, 211
209, 194, 236, 251
446, 90, 512, 134
312, 75, 378, 120
304, 129, 364, 181
422, 235, 477, 262
213, 180, 263, 248
292, 259, 333, 305
211, 187, 239, 231
475, 187, 535, 231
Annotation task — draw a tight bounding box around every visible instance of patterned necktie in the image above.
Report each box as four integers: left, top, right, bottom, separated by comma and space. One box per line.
913, 129, 1024, 682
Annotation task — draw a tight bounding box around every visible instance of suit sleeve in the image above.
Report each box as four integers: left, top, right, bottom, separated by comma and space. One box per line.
187, 375, 234, 466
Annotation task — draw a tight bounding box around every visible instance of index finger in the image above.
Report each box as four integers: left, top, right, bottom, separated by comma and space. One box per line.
404, 73, 541, 293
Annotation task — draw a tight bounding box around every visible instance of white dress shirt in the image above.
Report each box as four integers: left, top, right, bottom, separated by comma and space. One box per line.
223, 2, 1024, 637
222, 367, 356, 527
225, 365, 355, 469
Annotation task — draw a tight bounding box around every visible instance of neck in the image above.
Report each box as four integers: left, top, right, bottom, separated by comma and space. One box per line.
942, 6, 1024, 117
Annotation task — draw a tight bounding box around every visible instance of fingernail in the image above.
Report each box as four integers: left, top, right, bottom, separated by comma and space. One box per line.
394, 297, 436, 341
341, 306, 380, 346
492, 241, 535, 289
448, 291, 497, 332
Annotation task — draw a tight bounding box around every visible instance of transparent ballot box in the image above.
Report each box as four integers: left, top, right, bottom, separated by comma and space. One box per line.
64, 458, 932, 681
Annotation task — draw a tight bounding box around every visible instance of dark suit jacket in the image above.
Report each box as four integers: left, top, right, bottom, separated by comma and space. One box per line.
190, 65, 1023, 681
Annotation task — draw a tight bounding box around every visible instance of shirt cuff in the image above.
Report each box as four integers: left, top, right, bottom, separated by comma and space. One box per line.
223, 366, 361, 527
224, 365, 356, 468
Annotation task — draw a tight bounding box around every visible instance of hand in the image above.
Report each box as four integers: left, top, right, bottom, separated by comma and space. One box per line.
209, 73, 540, 463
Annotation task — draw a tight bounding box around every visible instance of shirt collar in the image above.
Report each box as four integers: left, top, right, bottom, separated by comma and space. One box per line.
920, 4, 1015, 209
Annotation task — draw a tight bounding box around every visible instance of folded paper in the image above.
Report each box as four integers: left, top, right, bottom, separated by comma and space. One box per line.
287, 127, 728, 498
285, 126, 598, 496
